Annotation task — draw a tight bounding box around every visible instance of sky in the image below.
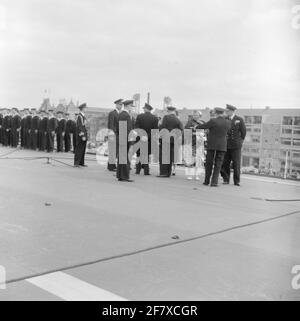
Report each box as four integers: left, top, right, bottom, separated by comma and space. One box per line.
0, 0, 299, 109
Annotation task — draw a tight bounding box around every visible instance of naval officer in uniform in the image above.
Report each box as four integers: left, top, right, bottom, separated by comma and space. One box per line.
107, 99, 123, 171
134, 103, 159, 175
196, 107, 231, 187
116, 100, 135, 182
221, 104, 246, 186
74, 103, 88, 167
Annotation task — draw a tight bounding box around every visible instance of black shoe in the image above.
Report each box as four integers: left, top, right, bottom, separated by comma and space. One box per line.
210, 184, 218, 187
234, 183, 240, 186
157, 175, 169, 178
223, 181, 229, 185
80, 165, 88, 167
118, 179, 134, 182
144, 173, 151, 176
202, 182, 209, 186
135, 172, 140, 175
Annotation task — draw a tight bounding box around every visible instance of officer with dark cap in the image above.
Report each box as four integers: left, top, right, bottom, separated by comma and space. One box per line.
221, 104, 246, 186
11, 108, 21, 147
30, 108, 40, 150
56, 111, 66, 152
116, 100, 135, 182
157, 106, 183, 177
134, 103, 159, 175
196, 107, 231, 187
74, 103, 88, 167
38, 110, 48, 151
46, 109, 58, 152
107, 98, 123, 171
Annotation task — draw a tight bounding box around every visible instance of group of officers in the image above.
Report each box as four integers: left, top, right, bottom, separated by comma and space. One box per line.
107, 99, 246, 187
0, 107, 78, 153
1, 100, 247, 187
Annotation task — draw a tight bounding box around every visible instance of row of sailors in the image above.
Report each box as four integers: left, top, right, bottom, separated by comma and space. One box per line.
0, 108, 78, 153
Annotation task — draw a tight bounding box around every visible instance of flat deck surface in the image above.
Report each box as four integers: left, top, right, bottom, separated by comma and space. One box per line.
0, 146, 299, 300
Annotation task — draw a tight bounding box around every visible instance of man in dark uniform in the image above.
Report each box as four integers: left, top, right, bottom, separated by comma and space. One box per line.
72, 113, 78, 153
221, 104, 247, 186
157, 106, 183, 178
0, 109, 4, 145
20, 109, 27, 148
107, 99, 123, 171
10, 108, 21, 147
116, 100, 135, 182
38, 110, 48, 151
64, 113, 73, 152
30, 109, 40, 150
196, 107, 231, 187
56, 111, 66, 152
134, 103, 159, 175
74, 104, 88, 167
3, 109, 12, 147
46, 109, 58, 153
24, 109, 32, 149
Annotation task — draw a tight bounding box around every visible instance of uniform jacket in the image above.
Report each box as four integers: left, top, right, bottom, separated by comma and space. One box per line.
24, 115, 32, 130
226, 115, 246, 149
117, 110, 134, 145
134, 112, 159, 139
196, 116, 231, 152
31, 115, 40, 131
3, 115, 12, 131
108, 109, 119, 133
57, 119, 66, 134
39, 117, 49, 133
47, 117, 58, 133
65, 119, 73, 133
11, 115, 21, 130
76, 113, 87, 139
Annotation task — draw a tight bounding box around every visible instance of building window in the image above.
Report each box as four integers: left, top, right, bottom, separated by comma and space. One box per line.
251, 136, 260, 143
245, 116, 252, 124
282, 128, 292, 134
293, 129, 300, 136
294, 117, 300, 126
293, 139, 300, 147
253, 128, 261, 133
281, 138, 292, 146
293, 151, 300, 158
253, 116, 262, 124
282, 116, 293, 125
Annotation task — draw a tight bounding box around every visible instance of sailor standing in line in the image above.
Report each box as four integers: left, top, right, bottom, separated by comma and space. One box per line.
72, 113, 78, 153
30, 109, 40, 150
46, 109, 58, 153
116, 100, 135, 182
196, 107, 231, 187
0, 109, 3, 145
64, 113, 73, 152
11, 108, 21, 148
24, 109, 32, 149
3, 109, 12, 147
221, 104, 247, 186
38, 110, 48, 151
74, 103, 88, 167
107, 99, 123, 171
56, 111, 66, 152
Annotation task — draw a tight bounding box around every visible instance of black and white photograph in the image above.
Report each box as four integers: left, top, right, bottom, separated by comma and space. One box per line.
0, 0, 300, 306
